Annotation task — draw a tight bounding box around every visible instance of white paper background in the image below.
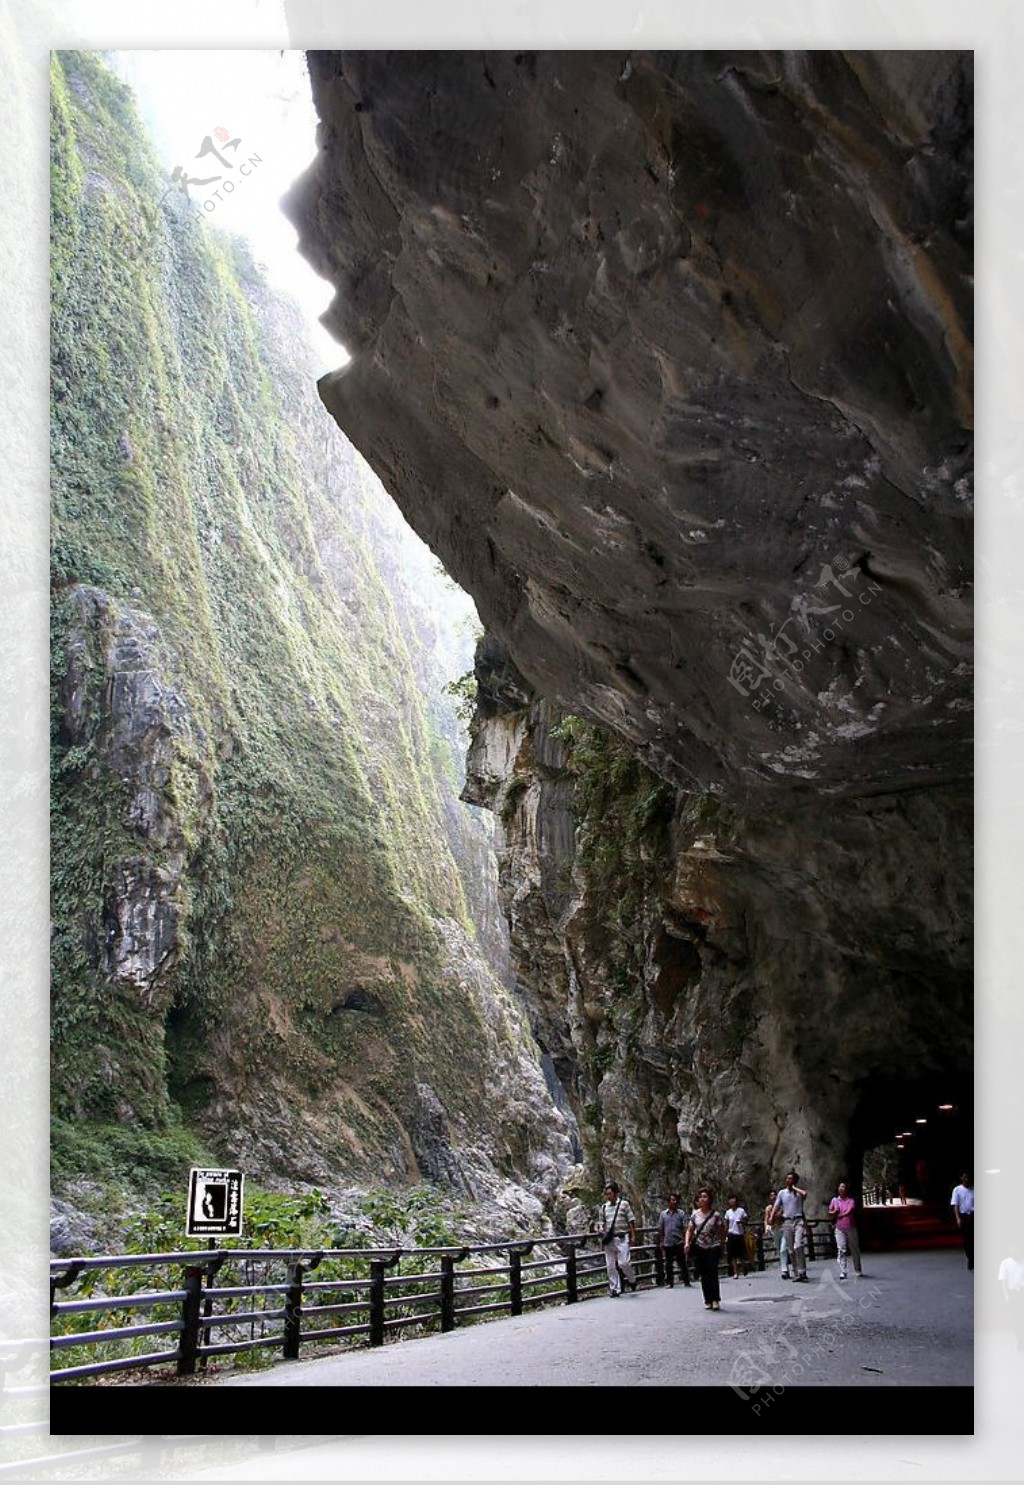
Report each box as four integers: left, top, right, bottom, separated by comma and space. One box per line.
3, 2, 1016, 1479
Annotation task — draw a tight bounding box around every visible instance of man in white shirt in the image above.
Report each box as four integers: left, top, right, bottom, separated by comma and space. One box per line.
770, 1171, 809, 1282
950, 1172, 974, 1271
597, 1181, 638, 1297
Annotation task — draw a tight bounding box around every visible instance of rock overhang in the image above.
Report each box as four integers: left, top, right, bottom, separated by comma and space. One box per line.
285, 49, 972, 806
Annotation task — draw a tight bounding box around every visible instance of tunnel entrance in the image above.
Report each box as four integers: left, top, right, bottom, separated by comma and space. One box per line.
850, 1071, 972, 1206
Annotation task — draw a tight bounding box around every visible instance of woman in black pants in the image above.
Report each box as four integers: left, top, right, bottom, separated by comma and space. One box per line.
685, 1188, 726, 1311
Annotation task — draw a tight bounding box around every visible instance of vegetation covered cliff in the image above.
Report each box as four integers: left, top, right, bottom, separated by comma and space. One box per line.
50, 51, 573, 1241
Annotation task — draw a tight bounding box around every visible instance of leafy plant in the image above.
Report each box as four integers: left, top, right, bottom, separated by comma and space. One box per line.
356, 1184, 459, 1248
444, 669, 478, 724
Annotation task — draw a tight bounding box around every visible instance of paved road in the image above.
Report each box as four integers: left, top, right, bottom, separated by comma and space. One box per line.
196, 1249, 971, 1390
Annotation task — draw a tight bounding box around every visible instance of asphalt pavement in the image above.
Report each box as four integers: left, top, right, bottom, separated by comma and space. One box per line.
194, 1248, 971, 1390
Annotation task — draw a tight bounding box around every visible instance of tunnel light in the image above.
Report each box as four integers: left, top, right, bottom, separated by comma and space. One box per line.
938, 1104, 954, 1111
915, 1118, 927, 1124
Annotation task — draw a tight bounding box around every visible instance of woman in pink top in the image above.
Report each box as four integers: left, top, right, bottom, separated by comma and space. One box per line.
828, 1181, 863, 1279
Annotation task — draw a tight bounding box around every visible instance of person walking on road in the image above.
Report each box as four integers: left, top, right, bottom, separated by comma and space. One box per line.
598, 1181, 637, 1297
685, 1187, 726, 1311
770, 1171, 809, 1283
656, 1192, 691, 1288
950, 1172, 974, 1271
828, 1180, 864, 1279
725, 1194, 749, 1279
764, 1189, 789, 1277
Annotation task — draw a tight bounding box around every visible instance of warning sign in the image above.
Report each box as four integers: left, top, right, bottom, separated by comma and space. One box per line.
186, 1168, 244, 1237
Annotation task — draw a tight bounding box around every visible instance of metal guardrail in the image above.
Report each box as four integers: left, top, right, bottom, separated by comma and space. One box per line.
49, 1220, 839, 1384
49, 1237, 607, 1382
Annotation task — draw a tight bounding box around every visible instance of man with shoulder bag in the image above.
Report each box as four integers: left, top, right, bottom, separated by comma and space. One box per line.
597, 1181, 638, 1297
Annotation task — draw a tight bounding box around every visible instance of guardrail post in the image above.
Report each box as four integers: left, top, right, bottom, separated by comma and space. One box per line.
283, 1261, 305, 1360
506, 1243, 533, 1317
368, 1251, 401, 1347
439, 1256, 457, 1332
177, 1265, 204, 1376
508, 1250, 523, 1316
50, 1263, 84, 1311
806, 1223, 815, 1263
369, 1260, 387, 1347
565, 1242, 578, 1305
436, 1247, 470, 1332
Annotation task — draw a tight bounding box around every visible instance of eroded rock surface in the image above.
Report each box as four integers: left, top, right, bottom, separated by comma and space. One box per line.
464, 648, 971, 1203
58, 587, 204, 1023
290, 50, 973, 1204
289, 49, 972, 803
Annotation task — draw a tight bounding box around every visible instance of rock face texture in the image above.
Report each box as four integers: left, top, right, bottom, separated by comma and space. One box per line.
464, 647, 971, 1207
60, 588, 204, 1013
290, 50, 971, 804
289, 50, 973, 1207
50, 52, 574, 1230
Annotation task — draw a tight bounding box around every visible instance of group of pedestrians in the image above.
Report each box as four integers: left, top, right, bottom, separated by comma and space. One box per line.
597, 1182, 750, 1310
599, 1170, 875, 1312
599, 1170, 979, 1320
763, 1170, 865, 1281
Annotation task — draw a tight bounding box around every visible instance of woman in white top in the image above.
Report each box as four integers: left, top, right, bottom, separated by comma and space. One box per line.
725, 1194, 749, 1279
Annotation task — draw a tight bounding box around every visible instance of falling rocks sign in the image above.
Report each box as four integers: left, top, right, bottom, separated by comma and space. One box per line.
186, 1167, 244, 1237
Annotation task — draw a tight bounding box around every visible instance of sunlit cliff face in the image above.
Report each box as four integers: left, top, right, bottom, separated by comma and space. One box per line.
286, 50, 973, 1203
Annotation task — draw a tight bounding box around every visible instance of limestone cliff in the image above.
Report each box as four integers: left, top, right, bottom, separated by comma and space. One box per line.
464, 644, 970, 1208
288, 50, 973, 1207
50, 52, 573, 1227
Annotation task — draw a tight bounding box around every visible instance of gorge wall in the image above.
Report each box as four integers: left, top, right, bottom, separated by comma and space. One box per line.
50, 51, 573, 1239
288, 50, 973, 1210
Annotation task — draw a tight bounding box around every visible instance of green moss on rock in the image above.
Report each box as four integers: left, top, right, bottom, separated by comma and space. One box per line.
50, 53, 560, 1205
